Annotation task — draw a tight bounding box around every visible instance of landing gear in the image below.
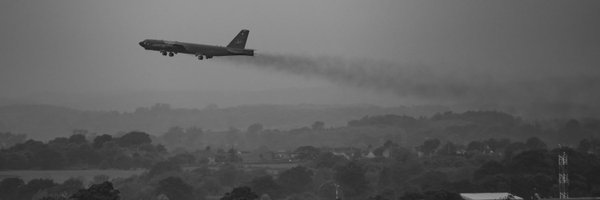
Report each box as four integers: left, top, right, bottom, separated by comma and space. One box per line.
197, 55, 204, 60
168, 52, 174, 57
206, 55, 213, 59
161, 51, 167, 56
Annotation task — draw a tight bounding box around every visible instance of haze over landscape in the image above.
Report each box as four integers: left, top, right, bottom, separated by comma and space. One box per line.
1, 0, 598, 116
1, 1, 600, 200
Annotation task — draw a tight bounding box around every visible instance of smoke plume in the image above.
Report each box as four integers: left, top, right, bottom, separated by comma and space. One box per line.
223, 53, 600, 118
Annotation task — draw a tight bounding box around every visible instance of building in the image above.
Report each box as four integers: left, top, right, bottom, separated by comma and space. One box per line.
460, 193, 523, 200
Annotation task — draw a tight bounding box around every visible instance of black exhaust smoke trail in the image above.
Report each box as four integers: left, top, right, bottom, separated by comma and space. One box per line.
224, 54, 481, 100
222, 53, 600, 117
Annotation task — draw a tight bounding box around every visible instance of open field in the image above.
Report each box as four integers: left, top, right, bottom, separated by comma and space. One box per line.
242, 162, 299, 169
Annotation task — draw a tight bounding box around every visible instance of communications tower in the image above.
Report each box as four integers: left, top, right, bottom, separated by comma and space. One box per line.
558, 150, 569, 199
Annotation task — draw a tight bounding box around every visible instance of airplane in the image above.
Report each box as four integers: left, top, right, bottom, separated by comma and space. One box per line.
138, 29, 254, 60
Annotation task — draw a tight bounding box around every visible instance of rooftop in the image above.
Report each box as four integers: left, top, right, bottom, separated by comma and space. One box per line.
460, 193, 523, 200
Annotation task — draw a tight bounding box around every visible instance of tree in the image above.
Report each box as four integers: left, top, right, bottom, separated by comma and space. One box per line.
504, 142, 527, 159
383, 140, 399, 148
467, 141, 485, 153
410, 171, 448, 191
109, 154, 134, 169
418, 138, 440, 156
93, 175, 109, 184
247, 123, 264, 134
33, 147, 66, 169
69, 181, 119, 200
0, 132, 26, 149
248, 176, 282, 199
578, 139, 593, 153
93, 134, 113, 148
149, 103, 171, 112
66, 143, 100, 167
277, 166, 314, 193
476, 174, 510, 194
155, 177, 195, 200
525, 137, 547, 150
438, 141, 458, 156
311, 121, 325, 130
216, 164, 239, 187
474, 161, 504, 180
378, 167, 393, 187
48, 137, 70, 147
202, 178, 222, 196
482, 138, 510, 152
313, 152, 347, 169
47, 178, 84, 198
118, 131, 151, 147
0, 177, 24, 200
163, 126, 185, 146
389, 154, 424, 187
506, 150, 553, 175
347, 115, 418, 128
69, 134, 88, 144
228, 148, 242, 163
18, 179, 57, 200
220, 187, 259, 200
185, 126, 204, 145
335, 161, 368, 197
294, 146, 321, 161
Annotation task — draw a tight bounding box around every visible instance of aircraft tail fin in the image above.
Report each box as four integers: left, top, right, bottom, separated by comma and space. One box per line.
227, 29, 249, 49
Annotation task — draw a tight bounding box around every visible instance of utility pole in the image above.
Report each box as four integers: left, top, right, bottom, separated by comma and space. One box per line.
335, 183, 341, 200
558, 150, 569, 199
318, 182, 342, 200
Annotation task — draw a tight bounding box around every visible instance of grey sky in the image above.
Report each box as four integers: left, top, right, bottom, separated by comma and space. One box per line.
1, 0, 599, 112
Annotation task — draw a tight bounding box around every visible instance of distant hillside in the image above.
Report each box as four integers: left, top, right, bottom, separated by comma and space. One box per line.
0, 104, 448, 140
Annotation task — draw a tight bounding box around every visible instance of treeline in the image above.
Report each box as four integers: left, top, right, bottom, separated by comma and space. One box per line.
348, 111, 600, 146
154, 110, 600, 152
0, 132, 26, 149
410, 137, 600, 199
86, 138, 600, 200
0, 131, 167, 170
0, 177, 85, 200
2, 110, 599, 170
2, 137, 600, 200
2, 107, 598, 151
0, 104, 441, 140
73, 137, 600, 200
0, 177, 119, 200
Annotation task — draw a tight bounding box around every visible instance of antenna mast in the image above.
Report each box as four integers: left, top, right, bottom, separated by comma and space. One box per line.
558, 150, 569, 199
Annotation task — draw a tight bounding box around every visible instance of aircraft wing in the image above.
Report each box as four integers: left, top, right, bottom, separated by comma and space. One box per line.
172, 44, 189, 53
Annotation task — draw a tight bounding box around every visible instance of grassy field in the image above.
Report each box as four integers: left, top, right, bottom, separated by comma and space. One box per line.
242, 162, 299, 169
0, 169, 146, 184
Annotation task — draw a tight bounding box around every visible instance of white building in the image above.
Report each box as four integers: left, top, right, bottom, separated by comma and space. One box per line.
460, 193, 523, 200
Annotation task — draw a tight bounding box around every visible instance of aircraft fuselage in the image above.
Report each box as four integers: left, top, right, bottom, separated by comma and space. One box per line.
138, 29, 253, 60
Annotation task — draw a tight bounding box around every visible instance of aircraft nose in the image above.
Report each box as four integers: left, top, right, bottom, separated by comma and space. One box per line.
138, 41, 145, 47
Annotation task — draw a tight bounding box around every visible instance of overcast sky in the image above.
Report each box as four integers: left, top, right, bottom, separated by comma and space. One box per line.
0, 0, 599, 112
